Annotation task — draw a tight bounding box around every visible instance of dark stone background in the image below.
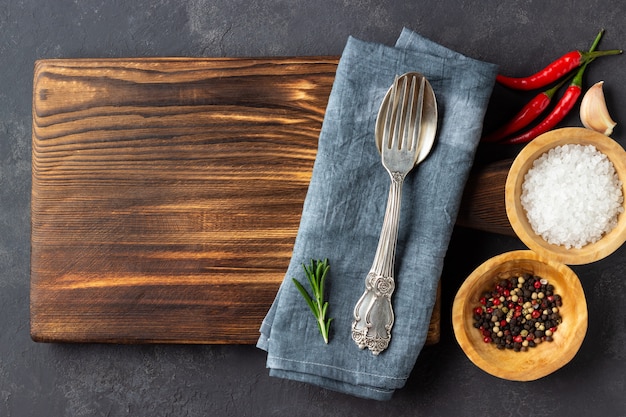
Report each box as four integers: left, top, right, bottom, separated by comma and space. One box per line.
2, 1, 625, 415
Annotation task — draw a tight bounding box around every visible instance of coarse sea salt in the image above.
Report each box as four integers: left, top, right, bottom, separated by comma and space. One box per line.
521, 143, 624, 249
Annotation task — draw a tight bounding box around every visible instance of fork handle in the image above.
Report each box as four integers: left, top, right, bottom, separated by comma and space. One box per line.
352, 172, 404, 355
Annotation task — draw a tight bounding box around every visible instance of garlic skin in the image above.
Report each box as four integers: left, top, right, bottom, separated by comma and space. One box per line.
580, 81, 617, 136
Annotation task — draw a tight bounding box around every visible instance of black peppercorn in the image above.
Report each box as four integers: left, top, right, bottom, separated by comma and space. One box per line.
472, 272, 563, 352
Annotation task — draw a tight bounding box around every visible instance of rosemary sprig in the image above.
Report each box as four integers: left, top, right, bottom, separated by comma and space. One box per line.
291, 258, 333, 344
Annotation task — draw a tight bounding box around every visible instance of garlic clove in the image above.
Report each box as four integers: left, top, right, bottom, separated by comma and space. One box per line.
580, 80, 617, 136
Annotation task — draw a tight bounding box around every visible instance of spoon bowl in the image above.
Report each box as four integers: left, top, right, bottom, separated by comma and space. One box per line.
375, 73, 438, 165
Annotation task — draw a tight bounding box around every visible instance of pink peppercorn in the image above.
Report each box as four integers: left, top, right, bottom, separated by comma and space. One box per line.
471, 273, 562, 352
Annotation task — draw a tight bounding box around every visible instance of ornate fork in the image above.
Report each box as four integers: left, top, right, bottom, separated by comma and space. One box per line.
351, 74, 426, 355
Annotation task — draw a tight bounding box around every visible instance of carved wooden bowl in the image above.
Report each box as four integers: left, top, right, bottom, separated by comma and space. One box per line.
452, 250, 587, 381
505, 127, 626, 265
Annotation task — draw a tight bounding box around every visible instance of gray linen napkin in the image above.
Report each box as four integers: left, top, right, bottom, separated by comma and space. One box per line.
257, 28, 497, 400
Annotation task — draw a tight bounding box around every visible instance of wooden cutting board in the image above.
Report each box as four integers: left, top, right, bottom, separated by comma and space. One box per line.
31, 57, 512, 345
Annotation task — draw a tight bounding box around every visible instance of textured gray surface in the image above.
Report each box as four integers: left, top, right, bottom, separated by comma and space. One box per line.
2, 0, 626, 415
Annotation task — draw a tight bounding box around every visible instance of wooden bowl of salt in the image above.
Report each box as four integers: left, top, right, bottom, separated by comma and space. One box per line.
452, 250, 587, 381
505, 127, 626, 265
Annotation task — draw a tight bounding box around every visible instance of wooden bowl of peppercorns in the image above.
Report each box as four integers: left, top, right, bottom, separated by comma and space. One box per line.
452, 250, 588, 381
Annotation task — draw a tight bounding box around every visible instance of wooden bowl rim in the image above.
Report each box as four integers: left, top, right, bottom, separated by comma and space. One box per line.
505, 127, 626, 265
452, 250, 588, 381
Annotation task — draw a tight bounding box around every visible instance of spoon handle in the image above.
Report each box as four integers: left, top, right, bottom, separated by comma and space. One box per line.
351, 172, 404, 355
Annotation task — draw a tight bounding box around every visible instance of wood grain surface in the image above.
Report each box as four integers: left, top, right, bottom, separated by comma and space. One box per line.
31, 57, 509, 344
458, 158, 514, 236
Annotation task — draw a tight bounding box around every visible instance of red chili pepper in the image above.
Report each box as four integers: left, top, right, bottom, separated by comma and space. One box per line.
501, 62, 589, 145
481, 76, 570, 143
496, 30, 621, 91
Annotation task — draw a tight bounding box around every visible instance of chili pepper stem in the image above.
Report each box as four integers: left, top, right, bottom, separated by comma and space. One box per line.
572, 61, 590, 87
590, 29, 604, 52
577, 29, 618, 63
581, 48, 623, 63
545, 72, 574, 97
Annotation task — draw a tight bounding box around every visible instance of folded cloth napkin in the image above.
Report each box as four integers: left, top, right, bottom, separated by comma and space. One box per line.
257, 27, 498, 400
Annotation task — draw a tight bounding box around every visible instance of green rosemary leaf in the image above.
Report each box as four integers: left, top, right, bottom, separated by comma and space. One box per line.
318, 262, 329, 300
304, 262, 319, 297
322, 301, 329, 318
325, 318, 334, 335
292, 259, 333, 344
316, 260, 325, 282
291, 278, 316, 313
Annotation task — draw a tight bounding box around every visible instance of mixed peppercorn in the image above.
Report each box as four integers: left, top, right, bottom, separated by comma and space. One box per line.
473, 273, 562, 352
